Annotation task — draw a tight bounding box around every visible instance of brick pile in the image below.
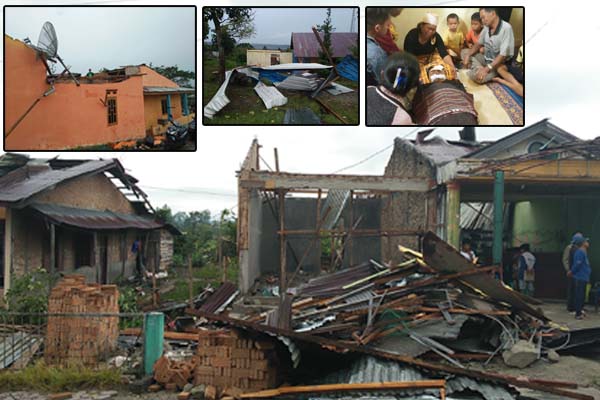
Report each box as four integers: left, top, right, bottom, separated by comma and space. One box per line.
45, 275, 120, 366
153, 355, 198, 390
193, 329, 279, 391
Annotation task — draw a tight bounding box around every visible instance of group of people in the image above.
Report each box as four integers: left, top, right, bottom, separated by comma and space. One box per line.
460, 233, 593, 320
366, 7, 523, 125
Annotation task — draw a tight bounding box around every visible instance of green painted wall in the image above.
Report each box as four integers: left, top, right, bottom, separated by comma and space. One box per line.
512, 199, 600, 281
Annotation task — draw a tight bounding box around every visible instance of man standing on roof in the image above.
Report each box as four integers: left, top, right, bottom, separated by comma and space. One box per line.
571, 236, 591, 319
563, 233, 583, 312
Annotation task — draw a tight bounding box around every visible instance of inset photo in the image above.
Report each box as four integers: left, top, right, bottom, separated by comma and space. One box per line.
366, 7, 523, 126
203, 7, 359, 125
4, 6, 196, 151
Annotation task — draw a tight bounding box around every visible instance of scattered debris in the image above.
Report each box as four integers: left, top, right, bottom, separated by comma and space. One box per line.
502, 339, 539, 368
283, 108, 321, 125
254, 82, 288, 109
324, 82, 354, 96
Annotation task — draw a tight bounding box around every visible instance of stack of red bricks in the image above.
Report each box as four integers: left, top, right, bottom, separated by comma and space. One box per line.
45, 275, 120, 366
153, 355, 198, 390
193, 329, 279, 391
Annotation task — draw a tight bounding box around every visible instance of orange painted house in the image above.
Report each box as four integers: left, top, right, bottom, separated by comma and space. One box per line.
4, 35, 195, 150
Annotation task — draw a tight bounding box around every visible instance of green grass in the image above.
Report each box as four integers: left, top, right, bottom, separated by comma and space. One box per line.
203, 57, 359, 125
0, 361, 122, 392
161, 263, 239, 303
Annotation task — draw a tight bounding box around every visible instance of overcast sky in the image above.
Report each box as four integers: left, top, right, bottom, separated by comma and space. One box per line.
2, 0, 600, 219
4, 6, 195, 74
242, 8, 357, 45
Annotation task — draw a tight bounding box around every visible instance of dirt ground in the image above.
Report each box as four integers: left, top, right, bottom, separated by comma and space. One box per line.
464, 301, 600, 399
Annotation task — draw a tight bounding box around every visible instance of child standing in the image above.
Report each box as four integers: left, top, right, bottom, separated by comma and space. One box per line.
442, 13, 464, 65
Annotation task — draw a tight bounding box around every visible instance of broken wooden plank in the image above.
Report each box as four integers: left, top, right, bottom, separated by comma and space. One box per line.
239, 380, 447, 398
120, 328, 199, 342
187, 309, 593, 400
422, 232, 547, 320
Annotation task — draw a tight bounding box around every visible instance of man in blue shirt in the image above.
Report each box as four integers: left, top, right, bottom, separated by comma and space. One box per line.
570, 236, 591, 319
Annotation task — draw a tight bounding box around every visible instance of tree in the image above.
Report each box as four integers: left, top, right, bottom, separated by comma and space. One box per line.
148, 64, 195, 85
203, 7, 255, 83
316, 8, 335, 65
211, 28, 236, 57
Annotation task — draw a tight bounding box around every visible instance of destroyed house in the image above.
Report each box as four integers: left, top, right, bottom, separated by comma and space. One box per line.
0, 153, 179, 296
290, 32, 358, 62
237, 119, 599, 300
4, 34, 195, 150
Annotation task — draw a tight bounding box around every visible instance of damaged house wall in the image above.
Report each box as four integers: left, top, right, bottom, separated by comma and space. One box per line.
256, 196, 382, 279
4, 35, 146, 150
381, 139, 435, 264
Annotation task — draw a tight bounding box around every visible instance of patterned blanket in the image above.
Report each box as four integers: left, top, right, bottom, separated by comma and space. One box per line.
413, 81, 478, 125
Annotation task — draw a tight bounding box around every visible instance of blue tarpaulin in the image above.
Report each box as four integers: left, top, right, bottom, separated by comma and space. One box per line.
255, 70, 287, 84
336, 56, 358, 82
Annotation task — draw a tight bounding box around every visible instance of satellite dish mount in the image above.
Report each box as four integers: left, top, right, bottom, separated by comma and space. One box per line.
32, 21, 80, 86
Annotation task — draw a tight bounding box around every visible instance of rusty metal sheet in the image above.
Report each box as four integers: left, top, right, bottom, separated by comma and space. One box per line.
0, 159, 116, 204
29, 203, 167, 231
421, 232, 547, 321
291, 32, 357, 58
199, 282, 238, 314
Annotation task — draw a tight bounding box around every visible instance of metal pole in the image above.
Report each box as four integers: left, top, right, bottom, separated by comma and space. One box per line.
493, 170, 505, 278
143, 312, 164, 376
279, 190, 287, 296
446, 182, 461, 249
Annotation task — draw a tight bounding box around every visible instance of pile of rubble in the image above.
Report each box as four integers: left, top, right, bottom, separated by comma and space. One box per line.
178, 232, 594, 400
45, 275, 119, 366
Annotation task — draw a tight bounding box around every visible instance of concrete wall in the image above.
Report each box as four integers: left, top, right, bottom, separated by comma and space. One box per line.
32, 173, 135, 214
143, 93, 193, 135
512, 198, 600, 283
140, 66, 179, 88
8, 208, 139, 284
5, 36, 147, 150
382, 141, 435, 262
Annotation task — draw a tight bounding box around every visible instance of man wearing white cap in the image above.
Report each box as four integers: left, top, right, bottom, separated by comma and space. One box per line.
403, 13, 455, 69
463, 7, 515, 84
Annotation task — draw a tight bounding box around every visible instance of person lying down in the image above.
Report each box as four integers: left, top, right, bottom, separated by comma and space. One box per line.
367, 53, 478, 126
412, 61, 479, 125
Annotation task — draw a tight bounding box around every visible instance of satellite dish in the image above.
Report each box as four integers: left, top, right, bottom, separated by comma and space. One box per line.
37, 21, 58, 58
32, 21, 79, 86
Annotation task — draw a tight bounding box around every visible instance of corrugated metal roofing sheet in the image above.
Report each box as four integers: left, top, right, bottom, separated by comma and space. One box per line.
314, 356, 516, 400
0, 159, 117, 204
29, 203, 166, 231
254, 82, 288, 109
199, 282, 239, 314
292, 32, 358, 58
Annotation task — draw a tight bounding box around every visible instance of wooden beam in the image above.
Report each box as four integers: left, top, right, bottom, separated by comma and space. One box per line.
185, 309, 593, 400
49, 224, 56, 274
242, 171, 429, 192
240, 381, 447, 399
